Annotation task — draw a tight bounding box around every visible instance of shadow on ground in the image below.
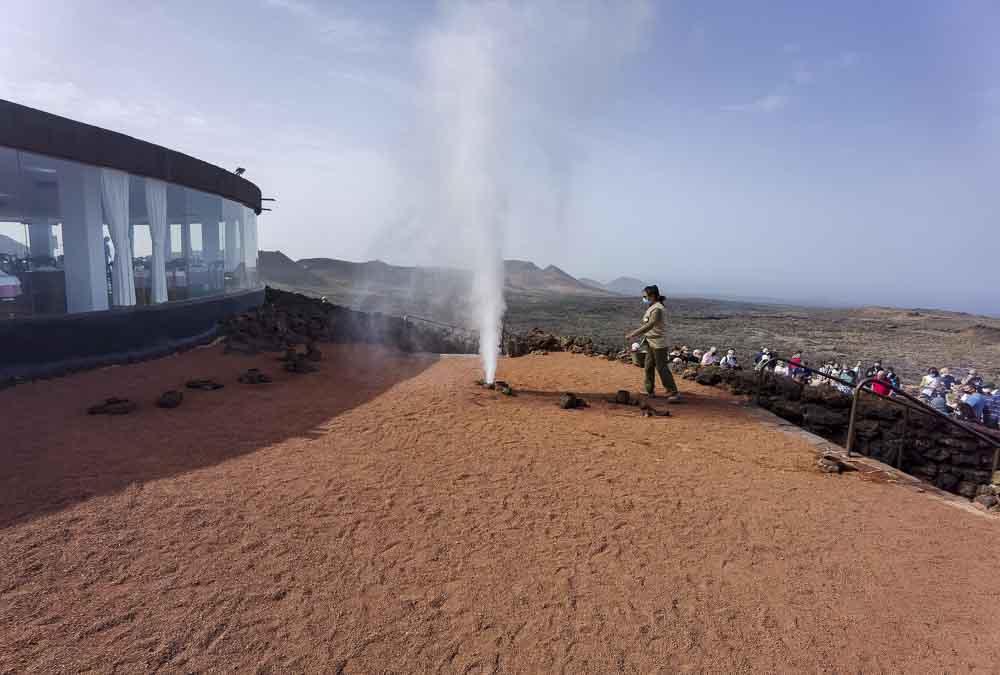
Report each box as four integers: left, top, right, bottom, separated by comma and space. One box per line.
0, 344, 438, 528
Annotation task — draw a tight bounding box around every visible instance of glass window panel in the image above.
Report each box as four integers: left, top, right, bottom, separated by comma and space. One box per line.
132, 224, 152, 306
189, 223, 203, 255
169, 224, 182, 260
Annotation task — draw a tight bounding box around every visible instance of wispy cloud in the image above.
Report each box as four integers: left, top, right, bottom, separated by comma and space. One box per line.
722, 93, 789, 113
261, 0, 386, 52
0, 76, 216, 137
262, 0, 313, 18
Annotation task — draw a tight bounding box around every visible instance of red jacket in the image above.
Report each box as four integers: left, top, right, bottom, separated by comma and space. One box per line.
872, 380, 891, 396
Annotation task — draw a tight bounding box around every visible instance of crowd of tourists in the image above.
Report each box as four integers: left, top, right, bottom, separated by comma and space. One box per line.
663, 344, 1000, 430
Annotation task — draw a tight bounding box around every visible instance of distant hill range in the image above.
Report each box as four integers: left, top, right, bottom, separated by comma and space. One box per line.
260, 251, 622, 297
604, 277, 647, 297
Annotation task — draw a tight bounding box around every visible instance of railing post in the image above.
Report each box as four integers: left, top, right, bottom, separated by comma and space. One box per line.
753, 357, 770, 405
846, 386, 864, 458
899, 406, 910, 469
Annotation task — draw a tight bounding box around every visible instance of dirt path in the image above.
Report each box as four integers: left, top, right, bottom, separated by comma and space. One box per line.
2, 347, 1000, 672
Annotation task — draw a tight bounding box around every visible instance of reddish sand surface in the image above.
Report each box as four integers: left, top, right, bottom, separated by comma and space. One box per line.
3, 345, 1000, 673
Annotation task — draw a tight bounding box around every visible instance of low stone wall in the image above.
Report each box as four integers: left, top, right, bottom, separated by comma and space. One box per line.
684, 364, 999, 502
222, 287, 478, 356
503, 328, 621, 358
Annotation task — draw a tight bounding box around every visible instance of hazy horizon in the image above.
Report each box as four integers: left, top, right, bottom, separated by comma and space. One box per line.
3, 0, 998, 315
267, 249, 1000, 317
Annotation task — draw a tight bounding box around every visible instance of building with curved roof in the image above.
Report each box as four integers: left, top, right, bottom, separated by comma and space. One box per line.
0, 99, 265, 379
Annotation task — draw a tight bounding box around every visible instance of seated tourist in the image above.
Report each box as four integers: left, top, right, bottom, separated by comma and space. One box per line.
871, 370, 892, 397
754, 349, 775, 371
719, 349, 739, 369
920, 367, 940, 398
959, 385, 988, 423
701, 347, 719, 366
938, 367, 956, 391
774, 361, 790, 377
962, 369, 984, 391
986, 386, 1000, 430
865, 360, 883, 379
928, 387, 951, 415
885, 368, 901, 390
789, 352, 805, 377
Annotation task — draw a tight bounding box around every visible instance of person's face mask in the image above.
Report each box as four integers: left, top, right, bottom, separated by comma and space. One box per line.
641, 296, 650, 305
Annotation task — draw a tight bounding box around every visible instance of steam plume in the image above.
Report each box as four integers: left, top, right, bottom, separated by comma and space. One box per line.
420, 0, 653, 381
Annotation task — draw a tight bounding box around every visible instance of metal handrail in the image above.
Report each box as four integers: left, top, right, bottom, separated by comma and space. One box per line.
753, 356, 858, 404
845, 376, 1000, 475
753, 357, 999, 473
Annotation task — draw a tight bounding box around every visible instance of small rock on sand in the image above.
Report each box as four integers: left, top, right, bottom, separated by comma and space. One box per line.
559, 393, 588, 410
156, 390, 184, 409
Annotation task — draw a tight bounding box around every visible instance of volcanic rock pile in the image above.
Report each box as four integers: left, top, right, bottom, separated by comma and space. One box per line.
504, 328, 623, 360
222, 288, 478, 356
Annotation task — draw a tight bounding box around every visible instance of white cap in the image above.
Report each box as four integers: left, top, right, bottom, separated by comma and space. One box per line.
631, 342, 640, 352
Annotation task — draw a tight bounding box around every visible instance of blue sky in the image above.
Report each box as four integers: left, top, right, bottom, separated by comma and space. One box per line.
2, 0, 998, 313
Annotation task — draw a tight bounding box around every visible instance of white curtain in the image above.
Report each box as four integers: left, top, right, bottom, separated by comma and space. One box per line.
145, 178, 168, 304
223, 201, 240, 273
101, 168, 135, 306
242, 207, 258, 272
237, 207, 256, 289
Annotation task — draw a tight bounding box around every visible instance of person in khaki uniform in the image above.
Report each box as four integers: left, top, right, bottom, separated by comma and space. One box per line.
626, 285, 680, 400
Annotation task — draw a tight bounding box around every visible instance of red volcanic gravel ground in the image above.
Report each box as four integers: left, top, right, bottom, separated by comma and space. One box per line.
2, 345, 1000, 672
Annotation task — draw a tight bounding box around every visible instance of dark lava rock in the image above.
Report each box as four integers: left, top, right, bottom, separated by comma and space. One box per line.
974, 494, 998, 508
156, 390, 184, 409
186, 379, 224, 391
559, 393, 588, 410
802, 405, 849, 429
87, 397, 137, 415
493, 380, 515, 396
504, 336, 526, 358
284, 356, 318, 374
957, 480, 979, 499
695, 366, 722, 386
639, 401, 670, 418
769, 399, 803, 424
935, 472, 960, 492
853, 419, 881, 439
802, 385, 852, 409
239, 368, 273, 384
